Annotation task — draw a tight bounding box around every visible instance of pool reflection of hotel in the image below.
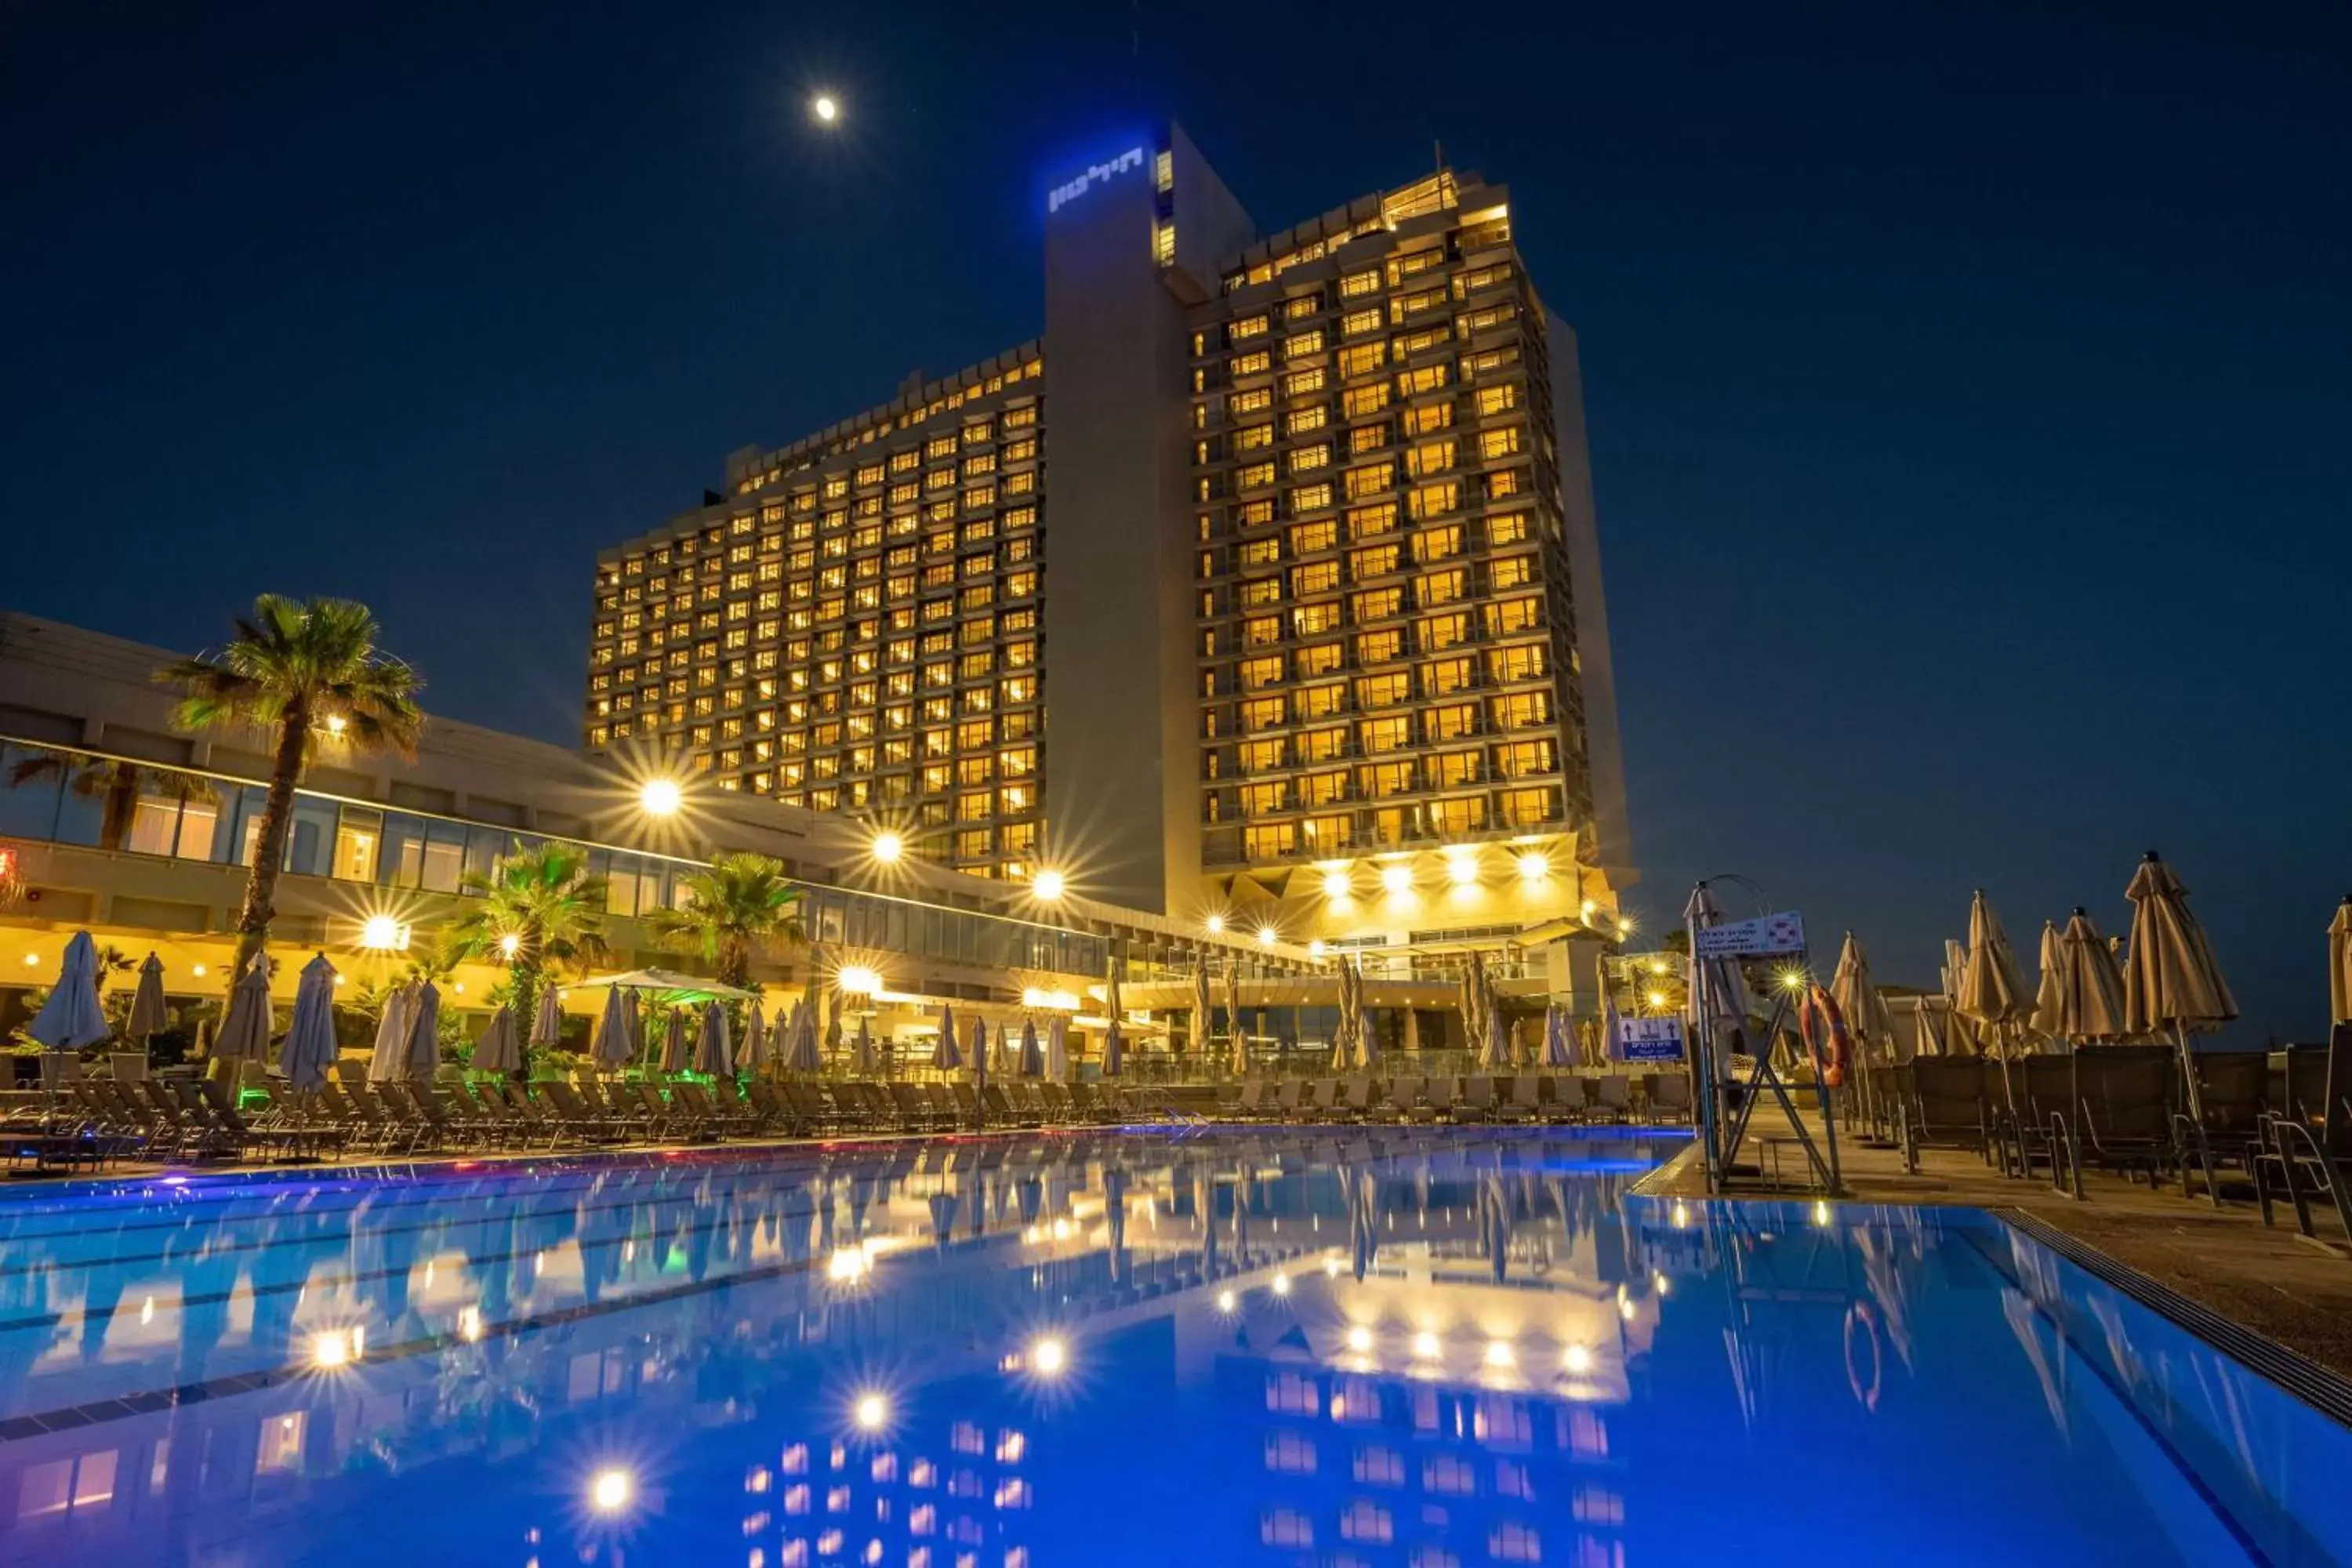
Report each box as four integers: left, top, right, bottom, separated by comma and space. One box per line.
0, 122, 1634, 1040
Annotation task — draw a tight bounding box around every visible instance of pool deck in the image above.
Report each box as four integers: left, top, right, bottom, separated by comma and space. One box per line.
1646, 1096, 2352, 1379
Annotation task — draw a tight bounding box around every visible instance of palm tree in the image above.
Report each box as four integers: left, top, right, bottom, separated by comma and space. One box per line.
6, 750, 217, 854
649, 851, 804, 991
160, 597, 424, 984
451, 840, 610, 1039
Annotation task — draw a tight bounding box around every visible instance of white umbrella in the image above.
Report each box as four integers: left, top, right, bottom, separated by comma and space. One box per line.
1019, 1018, 1043, 1076
2029, 921, 2065, 1040
404, 980, 443, 1081
741, 1001, 770, 1070
215, 953, 276, 1066
125, 952, 169, 1044
1102, 1015, 1125, 1078
1356, 963, 1381, 1069
365, 978, 412, 1083
1958, 891, 2033, 1064
934, 1004, 960, 1072
2054, 908, 2129, 1043
1045, 1014, 1069, 1080
695, 999, 732, 1076
1403, 1006, 1421, 1056
1602, 986, 1624, 1068
27, 931, 108, 1054
471, 1003, 523, 1074
280, 953, 340, 1093
1223, 959, 1245, 1062
2122, 851, 2237, 1126
1541, 1004, 1573, 1068
2331, 897, 2352, 1026
1940, 938, 1980, 1054
1483, 992, 1509, 1070
1192, 964, 1213, 1056
531, 985, 564, 1048
1683, 883, 1751, 1052
967, 1014, 989, 1078
590, 986, 633, 1069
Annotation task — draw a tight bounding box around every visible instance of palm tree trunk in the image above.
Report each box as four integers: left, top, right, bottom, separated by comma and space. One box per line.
99, 769, 142, 852
230, 703, 308, 983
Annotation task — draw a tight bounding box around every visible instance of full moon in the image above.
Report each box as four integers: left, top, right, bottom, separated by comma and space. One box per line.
811, 94, 839, 125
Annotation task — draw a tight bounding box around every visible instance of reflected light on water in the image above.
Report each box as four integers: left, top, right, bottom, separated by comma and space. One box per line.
589, 1467, 635, 1515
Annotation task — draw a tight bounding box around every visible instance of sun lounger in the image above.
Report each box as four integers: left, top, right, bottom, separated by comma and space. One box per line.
2074, 1047, 2180, 1188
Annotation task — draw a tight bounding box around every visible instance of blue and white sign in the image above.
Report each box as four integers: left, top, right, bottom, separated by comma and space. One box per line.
1614, 1016, 1686, 1063
1692, 911, 1806, 958
1047, 147, 1145, 212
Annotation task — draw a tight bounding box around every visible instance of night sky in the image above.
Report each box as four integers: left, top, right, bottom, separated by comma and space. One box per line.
5, 3, 2347, 1039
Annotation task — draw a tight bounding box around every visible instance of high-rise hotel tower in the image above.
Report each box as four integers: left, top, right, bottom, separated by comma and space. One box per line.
584, 124, 1632, 964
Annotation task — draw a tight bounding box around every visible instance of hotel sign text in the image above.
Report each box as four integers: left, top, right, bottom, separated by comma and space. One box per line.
1048, 147, 1145, 213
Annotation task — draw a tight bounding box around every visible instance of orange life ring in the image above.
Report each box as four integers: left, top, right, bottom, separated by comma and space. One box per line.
1799, 985, 1853, 1088
1844, 1300, 1882, 1411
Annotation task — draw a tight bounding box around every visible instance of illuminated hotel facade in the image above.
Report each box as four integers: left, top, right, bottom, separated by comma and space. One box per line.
584, 124, 1632, 975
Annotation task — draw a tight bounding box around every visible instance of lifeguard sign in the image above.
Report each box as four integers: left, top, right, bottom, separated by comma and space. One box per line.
1692, 910, 1806, 957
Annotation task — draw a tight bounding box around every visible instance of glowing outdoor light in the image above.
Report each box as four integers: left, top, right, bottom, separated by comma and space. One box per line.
19, 951, 37, 968
838, 965, 883, 998
191, 963, 207, 978
1581, 898, 1598, 920
811, 93, 840, 125
1308, 939, 1326, 957
1215, 1290, 1236, 1313
459, 1306, 484, 1342
870, 829, 904, 864
1646, 990, 1668, 1010
1563, 1343, 1593, 1374
854, 1392, 889, 1431
499, 932, 521, 959
359, 914, 408, 952
1032, 869, 1066, 902
828, 1247, 869, 1283
1256, 925, 1277, 947
324, 714, 347, 735
1412, 1330, 1440, 1359
1446, 850, 1480, 887
1779, 969, 1809, 994
589, 1467, 635, 1515
638, 777, 684, 817
1484, 1340, 1515, 1369
1028, 1336, 1068, 1377
1321, 868, 1352, 899
1345, 1326, 1373, 1353
310, 1327, 363, 1368
1517, 851, 1548, 880
1204, 914, 1225, 935
1380, 863, 1413, 895
1270, 1271, 1290, 1297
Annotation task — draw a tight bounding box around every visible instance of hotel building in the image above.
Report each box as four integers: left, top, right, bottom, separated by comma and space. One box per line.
587, 123, 1632, 985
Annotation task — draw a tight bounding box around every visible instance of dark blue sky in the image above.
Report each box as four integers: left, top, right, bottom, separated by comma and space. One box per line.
5, 2, 2347, 1038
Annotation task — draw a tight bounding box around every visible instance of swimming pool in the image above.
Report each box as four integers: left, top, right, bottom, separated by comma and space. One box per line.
0, 1129, 2345, 1566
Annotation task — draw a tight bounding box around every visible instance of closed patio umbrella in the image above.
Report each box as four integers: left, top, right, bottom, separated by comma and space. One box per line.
1191, 963, 1213, 1055
1329, 961, 1359, 1071
695, 999, 732, 1076
1830, 931, 1899, 1102
1403, 1005, 1421, 1055
659, 1006, 691, 1073
2329, 897, 2352, 1025
125, 951, 169, 1045
1542, 1004, 1573, 1068
365, 978, 412, 1083
1019, 1018, 1043, 1076
967, 1014, 989, 1078
28, 931, 110, 1058
1045, 1014, 1068, 1080
216, 952, 277, 1069
1684, 882, 1752, 1054
741, 1001, 769, 1070
1102, 1014, 1124, 1078
1356, 962, 1380, 1070
824, 998, 843, 1065
278, 953, 339, 1093
1483, 991, 1509, 1070
2029, 922, 2065, 1040
1940, 938, 1980, 1054
471, 1003, 522, 1075
404, 980, 443, 1081
2122, 851, 2237, 1136
852, 1016, 875, 1076
1223, 959, 1245, 1062
786, 1003, 822, 1073
934, 1004, 960, 1072
590, 986, 633, 1069
1602, 986, 1623, 1068
1958, 890, 2033, 1070
531, 985, 564, 1050
2055, 908, 2129, 1043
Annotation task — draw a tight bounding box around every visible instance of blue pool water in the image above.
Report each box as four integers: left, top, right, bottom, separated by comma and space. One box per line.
0, 1129, 2347, 1566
